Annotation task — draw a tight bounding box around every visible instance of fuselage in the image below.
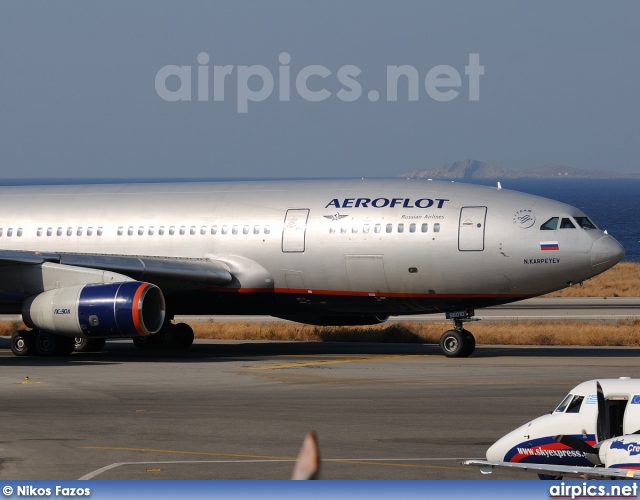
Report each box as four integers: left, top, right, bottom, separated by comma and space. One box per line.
0, 179, 625, 318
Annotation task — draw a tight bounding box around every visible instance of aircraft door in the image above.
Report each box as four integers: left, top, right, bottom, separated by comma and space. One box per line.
458, 206, 487, 251
282, 209, 310, 252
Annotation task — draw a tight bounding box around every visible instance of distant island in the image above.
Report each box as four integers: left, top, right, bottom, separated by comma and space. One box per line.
399, 159, 640, 179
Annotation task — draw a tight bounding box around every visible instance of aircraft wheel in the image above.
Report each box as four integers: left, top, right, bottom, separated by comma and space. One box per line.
55, 336, 76, 356
174, 323, 194, 349
35, 331, 73, 356
74, 337, 106, 352
461, 329, 476, 357
156, 326, 178, 348
133, 335, 158, 349
439, 329, 470, 358
11, 330, 36, 356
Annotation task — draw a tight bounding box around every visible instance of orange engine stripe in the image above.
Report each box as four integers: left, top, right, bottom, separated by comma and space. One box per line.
131, 283, 147, 336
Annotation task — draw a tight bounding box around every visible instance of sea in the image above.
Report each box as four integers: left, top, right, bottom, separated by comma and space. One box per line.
0, 177, 638, 262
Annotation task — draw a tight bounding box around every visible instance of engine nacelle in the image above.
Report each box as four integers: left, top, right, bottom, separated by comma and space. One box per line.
600, 436, 640, 469
22, 281, 165, 338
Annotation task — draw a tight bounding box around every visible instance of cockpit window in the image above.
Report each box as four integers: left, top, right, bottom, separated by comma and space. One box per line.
566, 395, 584, 413
574, 217, 598, 230
560, 218, 576, 229
540, 217, 558, 230
555, 393, 573, 413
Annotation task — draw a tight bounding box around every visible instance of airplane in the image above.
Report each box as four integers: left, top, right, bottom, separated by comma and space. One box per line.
463, 378, 640, 479
0, 178, 624, 358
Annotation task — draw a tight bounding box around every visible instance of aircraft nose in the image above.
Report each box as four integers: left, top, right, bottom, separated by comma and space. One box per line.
486, 434, 512, 462
591, 235, 625, 270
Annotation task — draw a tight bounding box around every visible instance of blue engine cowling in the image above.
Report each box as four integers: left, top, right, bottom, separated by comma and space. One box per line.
22, 281, 166, 338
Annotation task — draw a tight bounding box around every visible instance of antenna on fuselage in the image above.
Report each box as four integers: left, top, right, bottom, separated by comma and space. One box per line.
497, 181, 502, 190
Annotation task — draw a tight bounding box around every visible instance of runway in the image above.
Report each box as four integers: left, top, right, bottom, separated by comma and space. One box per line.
2, 338, 640, 480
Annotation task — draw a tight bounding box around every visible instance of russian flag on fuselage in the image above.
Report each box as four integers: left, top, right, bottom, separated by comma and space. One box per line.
540, 241, 560, 251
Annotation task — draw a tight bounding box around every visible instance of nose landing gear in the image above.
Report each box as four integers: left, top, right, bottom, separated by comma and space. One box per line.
439, 309, 479, 358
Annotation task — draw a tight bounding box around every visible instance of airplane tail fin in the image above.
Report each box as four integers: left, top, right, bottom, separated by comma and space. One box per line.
291, 431, 320, 480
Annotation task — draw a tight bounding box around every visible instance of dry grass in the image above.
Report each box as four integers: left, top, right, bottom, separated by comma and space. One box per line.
544, 262, 640, 297
189, 318, 640, 347
1, 319, 638, 347
1, 263, 638, 348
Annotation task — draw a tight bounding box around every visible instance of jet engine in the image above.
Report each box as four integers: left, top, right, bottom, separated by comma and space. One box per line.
22, 281, 165, 338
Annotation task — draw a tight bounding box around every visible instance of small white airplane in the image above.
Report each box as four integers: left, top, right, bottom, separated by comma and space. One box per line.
464, 378, 640, 479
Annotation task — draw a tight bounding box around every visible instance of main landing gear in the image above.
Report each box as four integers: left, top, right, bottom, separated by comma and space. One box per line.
439, 309, 479, 358
132, 322, 194, 350
11, 330, 75, 357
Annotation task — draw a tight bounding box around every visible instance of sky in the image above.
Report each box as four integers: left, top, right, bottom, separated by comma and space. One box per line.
0, 1, 638, 179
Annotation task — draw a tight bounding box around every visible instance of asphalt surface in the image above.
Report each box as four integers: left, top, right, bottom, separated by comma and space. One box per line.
2, 338, 640, 481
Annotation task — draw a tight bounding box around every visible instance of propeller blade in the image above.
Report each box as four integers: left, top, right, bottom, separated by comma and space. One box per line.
555, 434, 596, 454
554, 435, 602, 466
596, 381, 610, 442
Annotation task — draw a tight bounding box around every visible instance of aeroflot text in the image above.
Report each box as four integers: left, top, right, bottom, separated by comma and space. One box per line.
325, 198, 449, 209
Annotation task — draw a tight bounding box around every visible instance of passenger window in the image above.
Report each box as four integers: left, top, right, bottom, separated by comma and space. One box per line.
374, 224, 381, 233
560, 218, 576, 229
17, 228, 22, 237
566, 395, 584, 414
363, 224, 370, 233
127, 227, 134, 236
67, 227, 73, 236
87, 227, 93, 236
179, 226, 186, 235
409, 223, 416, 233
253, 225, 260, 235
264, 225, 270, 235
398, 223, 404, 233
117, 227, 123, 236
540, 217, 559, 230
169, 226, 176, 235
46, 228, 52, 236
0, 228, 3, 237
7, 228, 13, 237
57, 227, 63, 236
138, 226, 144, 236
340, 226, 347, 234
352, 226, 358, 233
421, 223, 428, 233
97, 227, 103, 236
37, 228, 43, 237
76, 228, 82, 236
386, 223, 392, 233
575, 217, 597, 230
158, 226, 165, 235
221, 226, 228, 235
189, 226, 196, 235
148, 227, 154, 235
232, 225, 239, 235
200, 226, 207, 235
211, 226, 217, 235
434, 223, 440, 232
329, 227, 336, 234
243, 225, 249, 235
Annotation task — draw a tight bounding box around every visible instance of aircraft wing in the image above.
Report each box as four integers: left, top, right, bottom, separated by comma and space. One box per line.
462, 460, 640, 480
0, 249, 233, 288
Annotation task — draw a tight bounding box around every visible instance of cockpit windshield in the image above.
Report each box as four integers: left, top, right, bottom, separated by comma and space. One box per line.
574, 217, 598, 229
554, 393, 584, 413
555, 394, 573, 412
